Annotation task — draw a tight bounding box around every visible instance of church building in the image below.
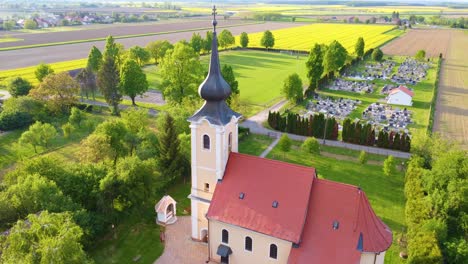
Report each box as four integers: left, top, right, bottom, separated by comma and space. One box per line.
187, 7, 392, 264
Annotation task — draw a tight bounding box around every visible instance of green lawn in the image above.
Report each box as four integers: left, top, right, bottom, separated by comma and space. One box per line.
265, 139, 406, 264
238, 134, 275, 156
144, 50, 308, 109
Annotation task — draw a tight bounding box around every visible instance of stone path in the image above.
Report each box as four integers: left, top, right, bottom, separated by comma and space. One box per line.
260, 136, 280, 158
154, 217, 214, 264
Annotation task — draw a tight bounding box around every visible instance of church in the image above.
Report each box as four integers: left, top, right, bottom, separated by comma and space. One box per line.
186, 8, 392, 264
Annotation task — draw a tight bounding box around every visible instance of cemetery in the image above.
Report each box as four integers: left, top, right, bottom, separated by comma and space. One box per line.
345, 60, 396, 81
391, 58, 429, 85
328, 78, 374, 93
304, 95, 361, 120
362, 102, 412, 132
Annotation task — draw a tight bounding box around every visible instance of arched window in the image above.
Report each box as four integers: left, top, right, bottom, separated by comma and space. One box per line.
203, 135, 210, 150
222, 229, 229, 244
269, 244, 278, 259
228, 132, 232, 152
245, 236, 252, 251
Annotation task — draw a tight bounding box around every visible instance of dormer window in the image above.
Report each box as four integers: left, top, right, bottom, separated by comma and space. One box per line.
203, 135, 210, 150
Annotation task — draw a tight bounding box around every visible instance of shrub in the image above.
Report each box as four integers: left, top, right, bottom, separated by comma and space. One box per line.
0, 110, 33, 131
407, 231, 443, 264
383, 155, 396, 176
359, 150, 368, 164
301, 137, 320, 154
372, 48, 384, 61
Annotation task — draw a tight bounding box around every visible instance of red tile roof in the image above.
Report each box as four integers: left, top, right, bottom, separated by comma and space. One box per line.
287, 179, 393, 264
206, 152, 316, 243
390, 85, 414, 97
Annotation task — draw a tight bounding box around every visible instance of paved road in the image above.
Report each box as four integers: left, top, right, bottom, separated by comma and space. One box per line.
0, 22, 301, 70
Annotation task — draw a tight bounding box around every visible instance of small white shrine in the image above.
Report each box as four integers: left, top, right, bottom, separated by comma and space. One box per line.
155, 195, 177, 225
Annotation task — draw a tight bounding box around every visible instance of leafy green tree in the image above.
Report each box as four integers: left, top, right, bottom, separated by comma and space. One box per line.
355, 37, 365, 58
3, 20, 16, 31
79, 134, 115, 163
301, 137, 320, 154
157, 113, 183, 181
359, 150, 368, 164
6, 77, 32, 97
35, 63, 54, 82
24, 19, 37, 30
282, 73, 303, 103
221, 64, 239, 105
103, 35, 119, 61
86, 46, 102, 72
94, 120, 128, 165
128, 46, 151, 66
19, 121, 57, 153
76, 67, 97, 100
415, 50, 426, 61
240, 32, 249, 48
190, 32, 203, 53
372, 48, 384, 61
119, 59, 149, 105
69, 107, 85, 128
278, 134, 292, 157
323, 40, 348, 75
0, 211, 91, 264
97, 55, 121, 115
218, 29, 235, 49
203, 31, 213, 53
383, 155, 396, 176
306, 44, 325, 92
30, 72, 79, 114
260, 30, 275, 49
146, 40, 174, 64
62, 123, 74, 139
159, 42, 203, 104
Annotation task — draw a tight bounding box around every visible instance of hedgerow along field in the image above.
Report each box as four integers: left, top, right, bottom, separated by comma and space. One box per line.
240, 23, 401, 52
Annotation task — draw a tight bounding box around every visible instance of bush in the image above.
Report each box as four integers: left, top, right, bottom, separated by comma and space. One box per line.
383, 155, 396, 176
359, 151, 368, 164
6, 77, 33, 97
407, 231, 443, 264
415, 50, 426, 61
301, 137, 320, 154
0, 110, 33, 131
372, 48, 384, 61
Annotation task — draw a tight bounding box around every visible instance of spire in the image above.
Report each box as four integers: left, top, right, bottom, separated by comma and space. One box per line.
198, 5, 231, 102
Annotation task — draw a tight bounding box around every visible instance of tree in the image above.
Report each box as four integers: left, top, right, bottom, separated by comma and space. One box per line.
19, 122, 57, 153
355, 37, 365, 58
79, 134, 115, 163
30, 72, 79, 114
261, 30, 275, 49
218, 29, 235, 49
323, 40, 347, 75
372, 48, 384, 61
24, 19, 37, 29
119, 59, 149, 105
278, 134, 292, 157
159, 42, 203, 104
0, 212, 91, 264
190, 33, 203, 53
94, 120, 128, 164
103, 35, 119, 61
3, 20, 15, 31
69, 107, 85, 128
86, 46, 102, 72
359, 150, 368, 164
35, 63, 54, 82
301, 137, 320, 154
383, 155, 396, 176
146, 40, 173, 64
415, 50, 426, 61
240, 32, 249, 48
221, 64, 239, 105
306, 43, 325, 92
76, 67, 97, 100
97, 55, 121, 115
282, 73, 303, 103
6, 77, 32, 97
128, 46, 151, 66
157, 113, 183, 181
62, 123, 74, 139
203, 31, 213, 53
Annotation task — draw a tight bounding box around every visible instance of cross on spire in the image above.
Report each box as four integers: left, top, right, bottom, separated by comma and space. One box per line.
212, 5, 218, 32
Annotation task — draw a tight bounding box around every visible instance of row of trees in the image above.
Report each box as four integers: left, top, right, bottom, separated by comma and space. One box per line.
404, 135, 467, 263
268, 111, 338, 140
342, 119, 411, 152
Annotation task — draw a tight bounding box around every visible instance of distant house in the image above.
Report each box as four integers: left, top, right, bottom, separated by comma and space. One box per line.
348, 16, 355, 23
387, 85, 413, 106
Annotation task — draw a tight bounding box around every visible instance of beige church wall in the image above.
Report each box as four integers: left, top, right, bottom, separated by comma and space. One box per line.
360, 252, 386, 264
195, 120, 217, 169
195, 201, 210, 239
209, 220, 292, 264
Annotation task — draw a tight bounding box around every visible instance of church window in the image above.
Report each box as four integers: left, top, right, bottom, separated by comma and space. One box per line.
222, 229, 229, 243
270, 244, 278, 259
204, 183, 210, 192
245, 236, 252, 251
228, 132, 232, 152
203, 135, 210, 150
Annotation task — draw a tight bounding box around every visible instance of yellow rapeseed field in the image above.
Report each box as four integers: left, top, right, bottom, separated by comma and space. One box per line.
237, 23, 398, 52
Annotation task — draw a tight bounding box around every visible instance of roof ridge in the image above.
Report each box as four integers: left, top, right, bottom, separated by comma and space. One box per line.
231, 152, 317, 173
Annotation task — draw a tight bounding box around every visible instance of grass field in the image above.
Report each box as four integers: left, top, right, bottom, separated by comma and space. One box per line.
0, 37, 22, 43
0, 58, 87, 86
264, 138, 406, 264
240, 23, 401, 52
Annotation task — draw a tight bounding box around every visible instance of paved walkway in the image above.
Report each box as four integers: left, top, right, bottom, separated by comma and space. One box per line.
260, 136, 280, 158
154, 217, 213, 264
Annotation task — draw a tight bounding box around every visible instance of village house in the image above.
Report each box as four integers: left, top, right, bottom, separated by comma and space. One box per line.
187, 8, 392, 264
386, 85, 414, 106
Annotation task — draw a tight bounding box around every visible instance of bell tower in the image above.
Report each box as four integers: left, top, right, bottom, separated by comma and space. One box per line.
187, 5, 242, 241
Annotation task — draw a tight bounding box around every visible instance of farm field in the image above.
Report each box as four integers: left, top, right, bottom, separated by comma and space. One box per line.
381, 29, 454, 58
0, 22, 301, 70
264, 137, 406, 264
241, 23, 401, 52
434, 30, 468, 149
